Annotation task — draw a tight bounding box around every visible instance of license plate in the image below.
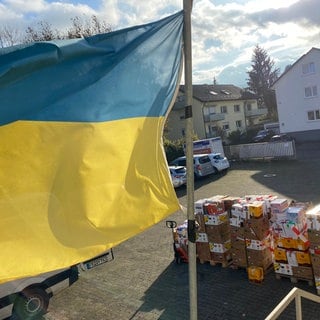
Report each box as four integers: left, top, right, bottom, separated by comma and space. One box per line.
81, 250, 114, 271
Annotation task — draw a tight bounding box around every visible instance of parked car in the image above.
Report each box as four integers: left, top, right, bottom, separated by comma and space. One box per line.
207, 153, 230, 173
170, 154, 215, 178
269, 133, 295, 143
252, 129, 273, 143
169, 165, 187, 188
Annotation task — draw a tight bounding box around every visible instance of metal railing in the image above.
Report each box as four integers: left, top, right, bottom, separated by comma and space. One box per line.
265, 287, 320, 320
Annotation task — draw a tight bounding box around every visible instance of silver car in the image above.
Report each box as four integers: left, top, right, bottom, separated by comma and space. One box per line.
170, 154, 215, 178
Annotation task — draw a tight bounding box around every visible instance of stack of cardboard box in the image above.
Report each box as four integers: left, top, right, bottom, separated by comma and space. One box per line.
307, 205, 320, 293
229, 195, 273, 273
194, 196, 232, 265
271, 200, 313, 282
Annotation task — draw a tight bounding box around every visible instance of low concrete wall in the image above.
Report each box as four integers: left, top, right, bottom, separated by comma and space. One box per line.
225, 141, 296, 160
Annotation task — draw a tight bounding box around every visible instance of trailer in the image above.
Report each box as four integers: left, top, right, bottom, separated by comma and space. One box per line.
0, 249, 114, 320
188, 137, 225, 157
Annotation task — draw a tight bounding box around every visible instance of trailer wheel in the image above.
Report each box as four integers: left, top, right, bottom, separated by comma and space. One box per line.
13, 287, 49, 320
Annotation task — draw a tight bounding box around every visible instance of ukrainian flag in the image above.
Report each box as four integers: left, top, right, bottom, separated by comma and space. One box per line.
0, 11, 184, 282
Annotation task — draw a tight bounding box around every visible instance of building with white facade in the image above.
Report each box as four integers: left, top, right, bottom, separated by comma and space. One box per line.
272, 47, 320, 142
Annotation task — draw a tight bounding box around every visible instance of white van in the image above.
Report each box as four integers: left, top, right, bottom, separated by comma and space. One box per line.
0, 249, 113, 320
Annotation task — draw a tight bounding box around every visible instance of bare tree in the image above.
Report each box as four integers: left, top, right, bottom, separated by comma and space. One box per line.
0, 15, 113, 47
67, 15, 112, 39
0, 26, 21, 48
24, 21, 61, 43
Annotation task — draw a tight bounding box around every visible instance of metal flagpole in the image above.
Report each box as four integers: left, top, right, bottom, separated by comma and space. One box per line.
183, 1, 197, 319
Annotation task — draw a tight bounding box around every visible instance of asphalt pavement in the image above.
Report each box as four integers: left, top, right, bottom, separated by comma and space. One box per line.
44, 142, 320, 320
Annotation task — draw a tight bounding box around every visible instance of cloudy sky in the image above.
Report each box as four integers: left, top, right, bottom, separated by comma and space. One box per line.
0, 0, 319, 87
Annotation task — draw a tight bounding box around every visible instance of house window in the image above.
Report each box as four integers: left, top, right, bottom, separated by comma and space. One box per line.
179, 115, 185, 120
181, 129, 185, 136
222, 123, 229, 130
302, 62, 315, 75
210, 126, 218, 136
246, 103, 252, 111
234, 105, 240, 112
307, 110, 320, 121
204, 106, 216, 115
221, 106, 227, 113
305, 86, 317, 98
236, 120, 242, 128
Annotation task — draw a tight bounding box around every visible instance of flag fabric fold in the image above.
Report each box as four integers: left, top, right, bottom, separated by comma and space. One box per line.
0, 11, 184, 282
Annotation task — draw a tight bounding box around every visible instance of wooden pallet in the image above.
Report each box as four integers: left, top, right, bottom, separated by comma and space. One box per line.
229, 263, 247, 270
249, 278, 264, 285
275, 273, 314, 286
230, 263, 274, 273
198, 258, 232, 268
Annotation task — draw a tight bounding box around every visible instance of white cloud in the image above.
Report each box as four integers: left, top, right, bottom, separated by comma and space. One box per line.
1, 0, 46, 12
0, 0, 320, 87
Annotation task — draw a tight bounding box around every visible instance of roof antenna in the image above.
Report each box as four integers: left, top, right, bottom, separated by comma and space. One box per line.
213, 76, 217, 85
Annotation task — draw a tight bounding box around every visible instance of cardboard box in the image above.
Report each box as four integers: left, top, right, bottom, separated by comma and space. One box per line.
206, 222, 230, 243
308, 229, 320, 245
204, 212, 228, 225
309, 243, 320, 255
230, 216, 244, 228
194, 199, 207, 215
271, 221, 306, 239
311, 253, 320, 267
230, 225, 245, 238
296, 238, 310, 251
196, 232, 208, 243
209, 240, 231, 253
231, 247, 247, 258
306, 204, 320, 231
244, 216, 270, 240
312, 265, 320, 277
248, 255, 273, 271
247, 248, 272, 262
247, 266, 264, 282
204, 200, 225, 215
231, 203, 247, 220
274, 247, 288, 263
248, 202, 264, 219
230, 236, 246, 250
286, 206, 306, 224
222, 197, 240, 214
195, 213, 206, 232
292, 266, 313, 280
210, 251, 232, 262
310, 254, 320, 278
231, 255, 247, 268
196, 242, 211, 261
311, 253, 320, 277
296, 251, 311, 266
246, 236, 271, 250
274, 237, 297, 250
270, 198, 289, 213
274, 262, 293, 276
